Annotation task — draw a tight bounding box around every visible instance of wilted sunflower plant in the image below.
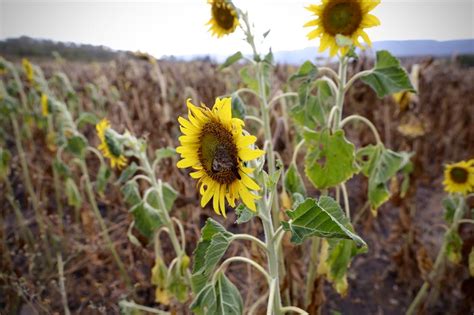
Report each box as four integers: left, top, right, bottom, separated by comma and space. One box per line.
95, 121, 193, 309
174, 0, 411, 313
406, 159, 474, 315
287, 0, 416, 305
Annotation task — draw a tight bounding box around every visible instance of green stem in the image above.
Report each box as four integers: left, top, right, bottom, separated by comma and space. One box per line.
213, 256, 271, 284
339, 114, 382, 145
78, 159, 132, 289
333, 57, 348, 130
406, 196, 465, 315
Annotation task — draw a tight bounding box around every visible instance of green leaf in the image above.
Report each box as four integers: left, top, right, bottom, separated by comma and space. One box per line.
235, 204, 256, 224
325, 239, 357, 296
445, 230, 462, 264
76, 112, 99, 129
304, 129, 358, 189
284, 163, 306, 196
191, 273, 243, 315
231, 94, 246, 120
154, 147, 176, 164
122, 181, 141, 207
96, 163, 111, 196
168, 265, 189, 303
360, 50, 415, 98
442, 196, 461, 224
220, 51, 243, 70
53, 159, 72, 178
240, 66, 259, 92
162, 183, 178, 212
215, 273, 243, 315
282, 197, 366, 247
66, 135, 87, 158
130, 202, 163, 239
117, 162, 138, 184
65, 178, 82, 209
357, 145, 412, 211
290, 61, 318, 81
192, 219, 233, 293
0, 147, 11, 179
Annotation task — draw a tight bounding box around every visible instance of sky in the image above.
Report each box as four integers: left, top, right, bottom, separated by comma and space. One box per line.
0, 0, 473, 58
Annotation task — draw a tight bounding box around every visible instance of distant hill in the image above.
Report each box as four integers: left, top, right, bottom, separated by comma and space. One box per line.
1, 36, 472, 64
272, 39, 474, 64
0, 36, 126, 61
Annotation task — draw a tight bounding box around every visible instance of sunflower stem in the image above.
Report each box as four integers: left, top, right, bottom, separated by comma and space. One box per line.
406, 195, 465, 315
333, 56, 348, 130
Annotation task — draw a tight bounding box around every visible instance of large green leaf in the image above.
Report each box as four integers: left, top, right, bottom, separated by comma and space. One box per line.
304, 129, 359, 189
191, 272, 243, 315
357, 145, 412, 212
361, 50, 415, 98
66, 135, 87, 158
289, 60, 318, 81
282, 197, 365, 247
192, 219, 233, 293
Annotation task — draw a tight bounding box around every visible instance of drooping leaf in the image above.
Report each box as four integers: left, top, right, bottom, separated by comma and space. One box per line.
76, 112, 99, 129
304, 129, 359, 189
154, 147, 176, 164
357, 145, 412, 212
122, 181, 141, 207
117, 162, 138, 184
235, 204, 256, 224
445, 230, 462, 264
96, 163, 111, 196
282, 197, 365, 247
130, 201, 164, 239
65, 178, 82, 209
231, 94, 246, 120
190, 283, 218, 315
360, 50, 415, 98
66, 135, 87, 158
284, 163, 306, 196
192, 219, 233, 293
220, 51, 243, 70
53, 159, 72, 178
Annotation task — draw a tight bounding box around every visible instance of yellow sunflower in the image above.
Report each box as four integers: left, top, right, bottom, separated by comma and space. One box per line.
304, 0, 381, 57
41, 93, 49, 117
207, 0, 239, 38
177, 98, 264, 217
443, 160, 474, 195
22, 58, 34, 83
96, 118, 127, 169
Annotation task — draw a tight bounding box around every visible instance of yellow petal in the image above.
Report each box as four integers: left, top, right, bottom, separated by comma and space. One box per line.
237, 135, 257, 148
212, 185, 221, 215
361, 14, 381, 28
240, 172, 260, 191
219, 184, 227, 217
238, 184, 257, 212
177, 158, 197, 168
201, 181, 216, 207
239, 148, 265, 161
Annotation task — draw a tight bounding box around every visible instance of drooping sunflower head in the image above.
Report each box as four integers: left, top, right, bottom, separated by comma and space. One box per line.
443, 159, 474, 195
304, 0, 381, 57
22, 58, 34, 83
96, 118, 127, 169
41, 93, 49, 117
177, 98, 264, 217
207, 0, 239, 38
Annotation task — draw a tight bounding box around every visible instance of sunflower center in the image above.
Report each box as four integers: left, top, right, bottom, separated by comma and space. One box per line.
450, 167, 468, 184
199, 121, 240, 184
322, 1, 362, 36
104, 131, 122, 158
212, 2, 235, 31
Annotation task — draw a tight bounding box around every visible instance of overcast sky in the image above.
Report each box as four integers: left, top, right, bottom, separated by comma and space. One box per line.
1, 0, 473, 58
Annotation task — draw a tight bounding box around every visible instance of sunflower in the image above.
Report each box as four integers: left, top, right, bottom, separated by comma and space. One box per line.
22, 58, 34, 83
41, 93, 49, 117
443, 160, 474, 195
304, 0, 381, 57
96, 118, 127, 169
176, 98, 264, 217
207, 0, 239, 38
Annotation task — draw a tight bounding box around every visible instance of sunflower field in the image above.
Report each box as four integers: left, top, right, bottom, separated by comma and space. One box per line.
1, 1, 474, 314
